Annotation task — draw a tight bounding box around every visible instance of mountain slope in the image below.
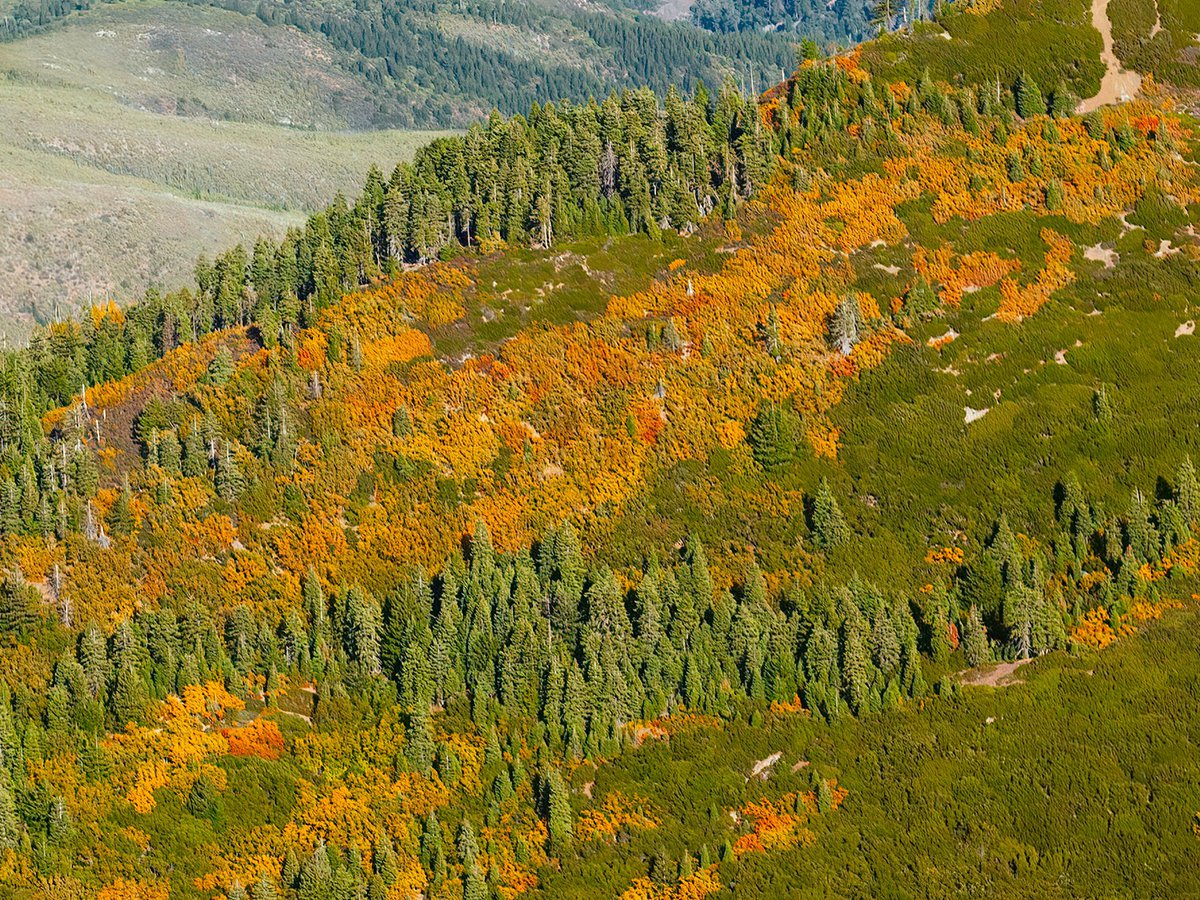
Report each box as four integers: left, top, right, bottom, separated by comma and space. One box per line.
0, 0, 452, 343
0, 1, 1199, 897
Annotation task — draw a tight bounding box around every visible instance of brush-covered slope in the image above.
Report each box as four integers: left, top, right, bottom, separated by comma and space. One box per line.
0, 1, 1199, 897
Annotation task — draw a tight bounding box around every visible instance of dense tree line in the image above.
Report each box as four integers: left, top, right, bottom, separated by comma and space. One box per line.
239, 0, 797, 126
1, 0, 797, 128
692, 0, 874, 40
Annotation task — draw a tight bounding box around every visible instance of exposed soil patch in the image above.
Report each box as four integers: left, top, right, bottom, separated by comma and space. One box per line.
749, 751, 782, 781
1084, 243, 1118, 268
1077, 0, 1142, 113
960, 657, 1035, 687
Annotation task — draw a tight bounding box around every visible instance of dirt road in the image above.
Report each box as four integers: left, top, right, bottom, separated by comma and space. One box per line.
1077, 0, 1142, 113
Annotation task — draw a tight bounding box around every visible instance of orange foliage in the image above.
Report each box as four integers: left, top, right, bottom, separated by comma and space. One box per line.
224, 718, 285, 760
620, 867, 722, 900
98, 879, 169, 900
1071, 607, 1125, 650
925, 546, 964, 565
995, 229, 1075, 323
913, 246, 1020, 307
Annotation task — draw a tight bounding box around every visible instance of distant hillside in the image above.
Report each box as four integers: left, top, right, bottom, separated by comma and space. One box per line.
2, 0, 801, 127
0, 1, 452, 343
0, 0, 803, 341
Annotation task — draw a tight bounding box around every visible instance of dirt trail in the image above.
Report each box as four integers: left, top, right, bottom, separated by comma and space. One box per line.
1077, 0, 1142, 113
959, 657, 1034, 687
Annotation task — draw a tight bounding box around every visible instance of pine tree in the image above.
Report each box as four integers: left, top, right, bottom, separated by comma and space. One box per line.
0, 777, 18, 849
252, 874, 279, 900
464, 864, 488, 900
406, 708, 435, 777
107, 476, 135, 536
1177, 456, 1199, 526
840, 606, 870, 714
0, 568, 37, 634
183, 422, 207, 477
1014, 71, 1046, 118
457, 820, 480, 869
282, 848, 300, 888
963, 606, 991, 667
216, 442, 246, 505
1126, 488, 1160, 562
1003, 584, 1036, 658
298, 842, 333, 900
747, 402, 798, 468
47, 795, 70, 844
828, 294, 862, 355
545, 767, 573, 855
109, 664, 147, 727
871, 608, 901, 676
344, 586, 382, 674
812, 478, 848, 549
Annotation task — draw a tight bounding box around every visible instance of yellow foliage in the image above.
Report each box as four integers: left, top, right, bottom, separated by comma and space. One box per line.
98, 879, 169, 900
577, 792, 660, 843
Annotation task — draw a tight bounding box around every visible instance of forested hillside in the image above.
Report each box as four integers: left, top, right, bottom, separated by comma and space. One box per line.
2, 0, 1200, 896
0, 0, 796, 340
2, 0, 800, 126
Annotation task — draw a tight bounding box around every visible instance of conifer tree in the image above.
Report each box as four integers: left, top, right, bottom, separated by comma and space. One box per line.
0, 778, 18, 849
545, 768, 573, 855
1177, 457, 1199, 526
1014, 71, 1046, 118
812, 478, 848, 549
840, 605, 870, 714
253, 873, 279, 900
963, 606, 991, 667
0, 568, 37, 635
456, 820, 480, 869
828, 294, 862, 355
298, 842, 333, 900
216, 442, 246, 505
817, 777, 834, 813
406, 708, 435, 777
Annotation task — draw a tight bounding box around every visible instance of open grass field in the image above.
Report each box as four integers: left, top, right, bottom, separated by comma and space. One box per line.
0, 0, 450, 344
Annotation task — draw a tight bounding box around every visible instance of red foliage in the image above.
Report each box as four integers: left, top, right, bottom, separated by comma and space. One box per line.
223, 718, 285, 760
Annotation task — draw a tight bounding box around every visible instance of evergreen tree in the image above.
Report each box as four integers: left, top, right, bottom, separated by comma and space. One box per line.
0, 568, 37, 634
0, 778, 18, 849
216, 442, 246, 505
812, 478, 848, 549
1014, 71, 1046, 118
253, 873, 280, 900
109, 664, 148, 727
840, 606, 870, 714
456, 820, 480, 869
828, 294, 862, 355
298, 842, 334, 900
406, 708, 435, 777
817, 777, 834, 813
963, 606, 990, 667
747, 402, 798, 468
1177, 456, 1199, 526
545, 768, 573, 855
